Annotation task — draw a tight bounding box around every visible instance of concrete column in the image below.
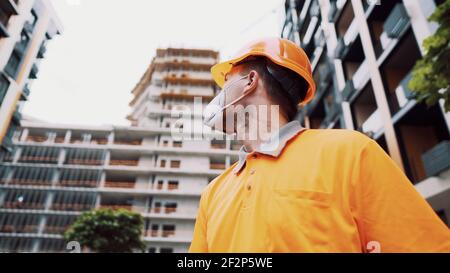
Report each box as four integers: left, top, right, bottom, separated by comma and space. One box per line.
351, 0, 405, 170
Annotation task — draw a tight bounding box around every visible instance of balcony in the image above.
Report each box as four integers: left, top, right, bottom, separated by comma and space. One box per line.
7, 179, 52, 187
422, 141, 450, 178
328, 0, 339, 23
113, 139, 142, 146
2, 202, 45, 210
43, 226, 67, 235
351, 82, 379, 135
342, 80, 355, 101
104, 181, 136, 189
0, 225, 38, 234
394, 103, 450, 184
380, 28, 421, 115
19, 155, 59, 164
13, 40, 28, 56
12, 109, 21, 125
395, 71, 414, 108
322, 101, 341, 127
383, 3, 409, 39
0, 0, 19, 37
109, 159, 139, 167
51, 203, 92, 212
59, 180, 98, 188
334, 38, 349, 60
210, 163, 226, 170
210, 140, 226, 149
29, 64, 39, 79
100, 205, 133, 211
21, 85, 31, 101
66, 158, 103, 166
22, 21, 34, 34
37, 43, 47, 59
318, 61, 333, 89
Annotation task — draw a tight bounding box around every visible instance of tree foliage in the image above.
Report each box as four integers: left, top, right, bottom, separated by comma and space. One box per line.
64, 208, 145, 253
409, 0, 450, 111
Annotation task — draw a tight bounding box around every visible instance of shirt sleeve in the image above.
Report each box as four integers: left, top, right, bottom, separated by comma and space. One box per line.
188, 190, 209, 253
352, 139, 450, 253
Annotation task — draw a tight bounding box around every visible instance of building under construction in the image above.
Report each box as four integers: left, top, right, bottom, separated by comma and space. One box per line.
0, 47, 240, 253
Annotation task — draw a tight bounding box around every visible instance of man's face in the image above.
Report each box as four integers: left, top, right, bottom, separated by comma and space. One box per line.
219, 66, 252, 134
222, 66, 249, 108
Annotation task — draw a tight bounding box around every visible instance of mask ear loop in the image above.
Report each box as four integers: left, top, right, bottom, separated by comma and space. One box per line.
219, 74, 252, 112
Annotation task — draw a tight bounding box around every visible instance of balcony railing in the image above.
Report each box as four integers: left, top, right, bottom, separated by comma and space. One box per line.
59, 180, 98, 188
113, 140, 142, 146
109, 160, 139, 167
66, 159, 103, 166
26, 136, 48, 143
29, 64, 39, 79
7, 179, 52, 186
2, 202, 45, 210
0, 225, 38, 234
210, 143, 226, 149
422, 141, 450, 178
210, 163, 226, 170
99, 205, 133, 211
334, 38, 349, 60
104, 181, 136, 189
20, 156, 58, 164
144, 229, 193, 239
51, 203, 92, 211
43, 226, 67, 234
383, 3, 410, 39
37, 43, 47, 59
342, 80, 355, 101
328, 0, 338, 23
395, 71, 415, 108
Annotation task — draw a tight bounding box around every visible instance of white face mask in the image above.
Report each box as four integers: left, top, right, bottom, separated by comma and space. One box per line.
203, 75, 250, 130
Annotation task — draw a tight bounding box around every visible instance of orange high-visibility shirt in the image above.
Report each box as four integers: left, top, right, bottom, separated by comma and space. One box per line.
189, 122, 450, 253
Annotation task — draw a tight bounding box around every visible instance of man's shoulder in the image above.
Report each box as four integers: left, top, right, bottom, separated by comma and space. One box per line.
290, 128, 373, 152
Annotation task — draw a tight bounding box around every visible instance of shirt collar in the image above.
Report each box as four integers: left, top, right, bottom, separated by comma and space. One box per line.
233, 120, 306, 174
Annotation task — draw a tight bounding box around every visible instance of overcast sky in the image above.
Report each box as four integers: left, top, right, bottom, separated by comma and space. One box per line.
22, 0, 285, 126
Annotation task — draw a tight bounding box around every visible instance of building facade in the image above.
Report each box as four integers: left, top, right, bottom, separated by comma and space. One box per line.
0, 47, 240, 253
282, 0, 450, 225
0, 0, 62, 153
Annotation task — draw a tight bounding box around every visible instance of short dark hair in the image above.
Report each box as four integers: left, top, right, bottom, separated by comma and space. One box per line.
236, 57, 308, 121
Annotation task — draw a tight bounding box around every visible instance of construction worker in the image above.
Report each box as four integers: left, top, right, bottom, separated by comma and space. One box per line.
189, 37, 450, 253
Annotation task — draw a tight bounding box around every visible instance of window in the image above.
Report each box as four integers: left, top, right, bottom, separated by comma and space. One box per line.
165, 202, 177, 213
4, 51, 21, 79
0, 0, 19, 36
162, 225, 176, 237
157, 180, 164, 190
173, 141, 182, 148
168, 180, 179, 190
160, 160, 166, 168
170, 160, 180, 168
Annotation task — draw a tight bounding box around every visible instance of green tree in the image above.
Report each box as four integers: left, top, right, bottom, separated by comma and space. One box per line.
64, 208, 146, 253
409, 0, 450, 111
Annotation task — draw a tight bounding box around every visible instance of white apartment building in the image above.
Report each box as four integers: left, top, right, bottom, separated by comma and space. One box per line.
0, 47, 240, 253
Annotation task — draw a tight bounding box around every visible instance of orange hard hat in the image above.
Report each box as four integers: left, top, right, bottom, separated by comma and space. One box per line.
211, 37, 316, 105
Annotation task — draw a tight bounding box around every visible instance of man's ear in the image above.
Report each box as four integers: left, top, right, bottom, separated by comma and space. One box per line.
242, 70, 259, 95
